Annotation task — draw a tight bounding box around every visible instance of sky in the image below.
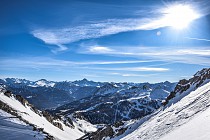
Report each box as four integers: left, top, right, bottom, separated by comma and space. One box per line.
0, 0, 210, 83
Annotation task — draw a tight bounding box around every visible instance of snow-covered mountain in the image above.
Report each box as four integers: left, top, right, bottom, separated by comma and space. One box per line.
0, 110, 46, 140
0, 86, 97, 140
80, 68, 210, 140
51, 81, 175, 125
0, 78, 104, 109
0, 78, 175, 110
1, 68, 210, 140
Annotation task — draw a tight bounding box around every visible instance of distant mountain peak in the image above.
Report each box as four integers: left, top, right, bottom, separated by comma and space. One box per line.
82, 78, 88, 81
37, 79, 48, 81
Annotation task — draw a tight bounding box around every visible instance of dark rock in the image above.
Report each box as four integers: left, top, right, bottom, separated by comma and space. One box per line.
164, 68, 210, 105
42, 111, 54, 123
116, 127, 127, 136
4, 90, 12, 97
53, 122, 63, 130
64, 117, 75, 128
15, 95, 29, 106
113, 121, 124, 128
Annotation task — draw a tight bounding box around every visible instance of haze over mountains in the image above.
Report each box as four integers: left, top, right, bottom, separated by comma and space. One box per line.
0, 68, 210, 140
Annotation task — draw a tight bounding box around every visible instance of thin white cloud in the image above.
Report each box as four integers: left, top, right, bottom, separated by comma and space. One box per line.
89, 46, 114, 53
86, 67, 169, 72
52, 44, 68, 53
122, 74, 157, 77
185, 37, 210, 42
0, 57, 158, 68
85, 46, 210, 56
109, 72, 158, 77
82, 46, 210, 66
0, 57, 169, 73
177, 49, 210, 56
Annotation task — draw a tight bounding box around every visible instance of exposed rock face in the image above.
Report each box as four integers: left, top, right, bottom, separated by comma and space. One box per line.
52, 122, 63, 130
164, 68, 210, 105
15, 95, 29, 106
42, 111, 64, 130
43, 111, 55, 123
0, 100, 19, 117
63, 117, 75, 128
4, 90, 12, 97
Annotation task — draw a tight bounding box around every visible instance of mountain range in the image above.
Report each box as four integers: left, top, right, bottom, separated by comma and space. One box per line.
0, 68, 210, 140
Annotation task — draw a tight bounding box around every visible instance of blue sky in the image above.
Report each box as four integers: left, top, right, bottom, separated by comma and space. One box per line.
0, 0, 210, 82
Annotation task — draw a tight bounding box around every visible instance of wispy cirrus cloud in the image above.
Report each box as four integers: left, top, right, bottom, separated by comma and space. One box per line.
85, 46, 210, 56
185, 37, 210, 42
85, 66, 169, 72
81, 45, 210, 66
109, 72, 158, 77
89, 46, 114, 53
0, 57, 160, 69
31, 2, 205, 53
31, 18, 161, 53
0, 57, 169, 75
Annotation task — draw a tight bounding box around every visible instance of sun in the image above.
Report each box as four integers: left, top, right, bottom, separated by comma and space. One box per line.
162, 4, 200, 30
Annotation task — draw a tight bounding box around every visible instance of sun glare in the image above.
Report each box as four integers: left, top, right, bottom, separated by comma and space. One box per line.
162, 4, 200, 30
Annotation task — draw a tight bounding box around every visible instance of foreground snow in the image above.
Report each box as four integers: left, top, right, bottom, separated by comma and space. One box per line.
0, 90, 84, 140
0, 110, 45, 140
160, 107, 210, 140
119, 81, 210, 140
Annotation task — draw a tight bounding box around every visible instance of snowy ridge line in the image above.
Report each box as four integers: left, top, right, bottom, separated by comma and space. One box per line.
164, 68, 210, 106
0, 87, 84, 140
0, 98, 54, 139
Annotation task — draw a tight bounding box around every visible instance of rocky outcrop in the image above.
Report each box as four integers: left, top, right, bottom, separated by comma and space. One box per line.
164, 68, 210, 105
42, 111, 64, 130
4, 90, 12, 97
0, 100, 19, 117
52, 122, 63, 130
15, 95, 29, 106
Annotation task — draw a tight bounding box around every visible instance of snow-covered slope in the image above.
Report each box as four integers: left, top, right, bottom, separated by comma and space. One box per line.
0, 110, 46, 140
164, 68, 210, 106
160, 106, 210, 140
120, 81, 210, 140
0, 87, 84, 140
